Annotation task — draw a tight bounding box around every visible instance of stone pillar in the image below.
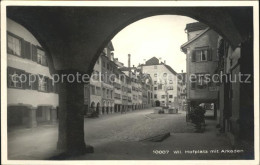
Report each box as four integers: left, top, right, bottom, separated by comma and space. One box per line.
50, 107, 58, 124
28, 106, 37, 128
57, 80, 93, 155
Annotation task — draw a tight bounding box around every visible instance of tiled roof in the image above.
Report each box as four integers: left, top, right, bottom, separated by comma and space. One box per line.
185, 22, 208, 32
181, 27, 210, 51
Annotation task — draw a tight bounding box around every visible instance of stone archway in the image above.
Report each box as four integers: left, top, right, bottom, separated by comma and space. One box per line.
6, 6, 253, 155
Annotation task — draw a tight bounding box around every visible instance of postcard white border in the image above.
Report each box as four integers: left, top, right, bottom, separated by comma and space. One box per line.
1, 1, 259, 165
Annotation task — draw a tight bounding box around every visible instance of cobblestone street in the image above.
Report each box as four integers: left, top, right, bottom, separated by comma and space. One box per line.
8, 108, 250, 160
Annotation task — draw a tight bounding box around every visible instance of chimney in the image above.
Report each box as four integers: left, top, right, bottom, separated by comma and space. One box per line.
128, 54, 131, 77
164, 60, 166, 64
128, 54, 131, 68
159, 57, 162, 63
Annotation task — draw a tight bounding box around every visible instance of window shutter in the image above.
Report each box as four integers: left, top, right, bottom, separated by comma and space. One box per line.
54, 82, 59, 94
47, 77, 53, 92
32, 45, 38, 62
21, 70, 26, 89
32, 74, 39, 90
191, 50, 196, 62
21, 39, 26, 58
208, 48, 212, 61
24, 41, 32, 59
25, 73, 31, 89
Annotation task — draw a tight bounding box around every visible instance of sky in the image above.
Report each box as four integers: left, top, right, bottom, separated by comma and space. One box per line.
111, 15, 197, 73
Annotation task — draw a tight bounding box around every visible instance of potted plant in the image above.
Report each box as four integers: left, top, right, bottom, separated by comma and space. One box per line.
188, 105, 206, 133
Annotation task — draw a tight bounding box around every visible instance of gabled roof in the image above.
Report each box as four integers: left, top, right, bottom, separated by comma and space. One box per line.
181, 27, 210, 52
145, 57, 159, 65
164, 64, 177, 75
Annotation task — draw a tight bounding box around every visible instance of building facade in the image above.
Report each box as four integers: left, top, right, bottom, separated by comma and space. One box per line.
215, 36, 254, 145
141, 57, 180, 107
181, 22, 219, 117
7, 18, 59, 129
181, 22, 254, 147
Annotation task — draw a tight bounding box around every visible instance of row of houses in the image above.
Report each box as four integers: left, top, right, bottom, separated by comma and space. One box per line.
181, 22, 254, 145
83, 43, 154, 115
84, 42, 185, 115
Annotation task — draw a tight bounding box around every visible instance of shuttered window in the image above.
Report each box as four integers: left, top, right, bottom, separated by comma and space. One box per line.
38, 75, 48, 92
7, 67, 24, 88
7, 34, 22, 56
192, 47, 212, 62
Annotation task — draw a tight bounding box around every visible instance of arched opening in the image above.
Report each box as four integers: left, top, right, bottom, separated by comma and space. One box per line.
96, 102, 100, 115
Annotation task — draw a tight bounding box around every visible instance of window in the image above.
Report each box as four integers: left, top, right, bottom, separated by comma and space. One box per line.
154, 73, 157, 77
161, 101, 165, 104
103, 88, 106, 97
154, 81, 157, 84
38, 76, 48, 92
154, 94, 157, 99
154, 87, 157, 90
200, 50, 207, 61
107, 89, 109, 98
191, 77, 196, 90
8, 68, 23, 88
96, 87, 101, 96
169, 80, 173, 84
169, 95, 173, 98
197, 74, 209, 88
163, 73, 167, 77
7, 34, 21, 56
37, 48, 48, 66
91, 86, 96, 95
192, 48, 212, 62
161, 95, 165, 99
158, 84, 162, 90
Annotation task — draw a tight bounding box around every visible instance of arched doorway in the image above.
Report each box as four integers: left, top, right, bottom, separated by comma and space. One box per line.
96, 103, 100, 115
106, 102, 110, 114
102, 101, 106, 115
90, 102, 95, 113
